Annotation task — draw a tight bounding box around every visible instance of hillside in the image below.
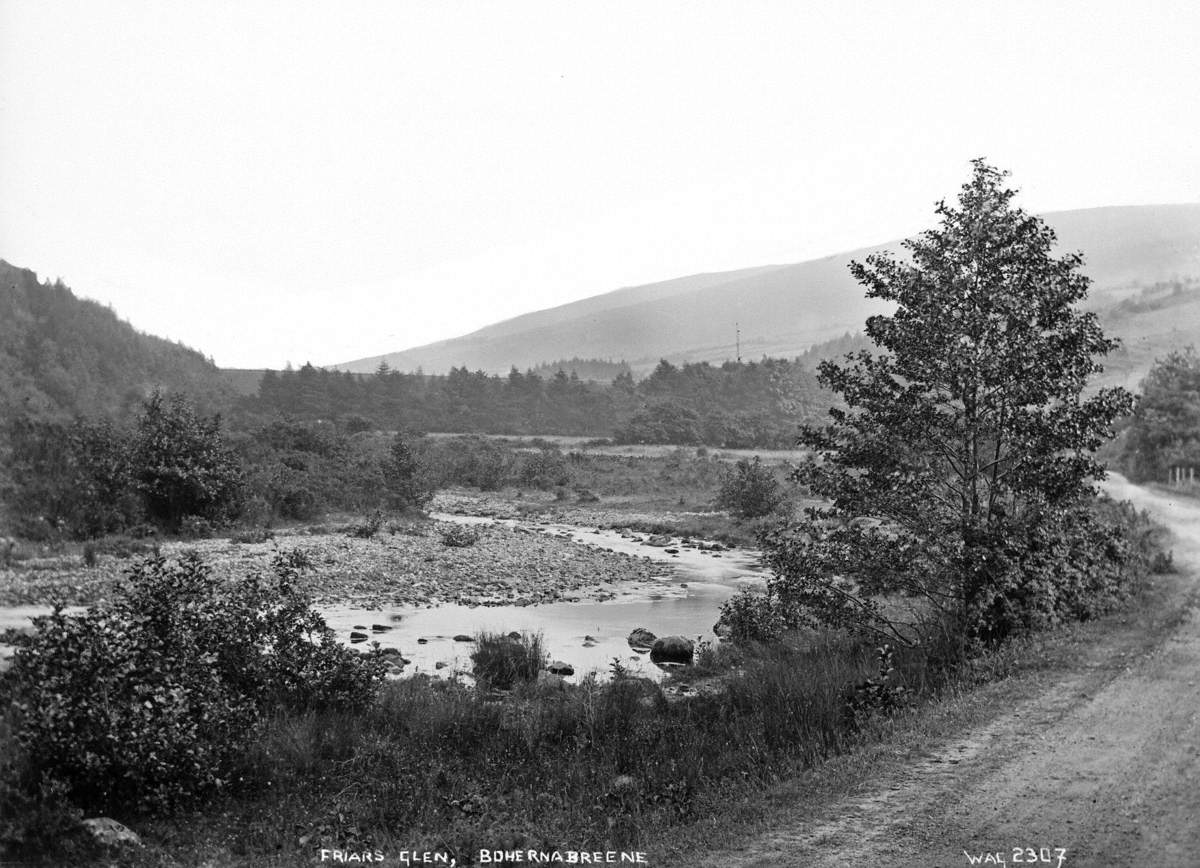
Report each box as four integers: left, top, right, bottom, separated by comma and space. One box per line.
337, 204, 1200, 378
0, 260, 236, 421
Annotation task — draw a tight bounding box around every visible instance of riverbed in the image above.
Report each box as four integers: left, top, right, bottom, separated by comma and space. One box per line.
0, 518, 767, 681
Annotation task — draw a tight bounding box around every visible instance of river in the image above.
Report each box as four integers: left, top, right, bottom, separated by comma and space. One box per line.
0, 517, 767, 682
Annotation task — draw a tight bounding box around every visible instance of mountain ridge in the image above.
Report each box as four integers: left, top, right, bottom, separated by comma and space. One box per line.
335, 203, 1200, 376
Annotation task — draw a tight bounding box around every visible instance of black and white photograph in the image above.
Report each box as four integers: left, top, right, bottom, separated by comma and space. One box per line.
1, 2, 1198, 865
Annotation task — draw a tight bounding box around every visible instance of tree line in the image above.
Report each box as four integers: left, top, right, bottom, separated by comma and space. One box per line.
241, 355, 832, 447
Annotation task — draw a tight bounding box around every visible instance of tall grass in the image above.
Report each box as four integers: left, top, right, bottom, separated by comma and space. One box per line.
212, 633, 929, 862
470, 631, 546, 689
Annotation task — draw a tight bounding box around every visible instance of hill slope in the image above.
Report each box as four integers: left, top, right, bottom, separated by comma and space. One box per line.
337, 204, 1200, 376
0, 259, 236, 421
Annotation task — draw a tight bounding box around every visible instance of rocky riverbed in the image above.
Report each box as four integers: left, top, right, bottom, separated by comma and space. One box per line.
0, 519, 668, 609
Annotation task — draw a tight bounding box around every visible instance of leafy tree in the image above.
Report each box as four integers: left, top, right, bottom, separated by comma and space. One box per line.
129, 392, 244, 530
716, 456, 783, 518
1121, 347, 1200, 483
382, 431, 435, 509
758, 161, 1133, 648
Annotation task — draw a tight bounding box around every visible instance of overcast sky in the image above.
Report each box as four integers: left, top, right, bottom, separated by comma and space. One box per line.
2, 1, 1198, 368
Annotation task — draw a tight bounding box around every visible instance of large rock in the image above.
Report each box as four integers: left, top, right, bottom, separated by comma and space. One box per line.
627, 627, 657, 652
650, 635, 694, 665
645, 534, 673, 547
82, 817, 142, 849
547, 660, 575, 676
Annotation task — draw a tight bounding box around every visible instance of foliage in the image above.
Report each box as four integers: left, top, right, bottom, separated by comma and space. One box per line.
715, 456, 784, 519
2, 551, 385, 815
845, 644, 908, 728
0, 260, 234, 426
1121, 346, 1200, 483
516, 444, 572, 489
470, 631, 546, 690
345, 510, 385, 539
716, 588, 789, 642
1, 417, 140, 540
766, 161, 1134, 648
244, 357, 826, 448
129, 392, 245, 531
439, 524, 480, 548
383, 432, 436, 509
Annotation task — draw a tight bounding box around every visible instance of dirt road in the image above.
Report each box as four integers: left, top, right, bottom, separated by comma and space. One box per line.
694, 477, 1200, 867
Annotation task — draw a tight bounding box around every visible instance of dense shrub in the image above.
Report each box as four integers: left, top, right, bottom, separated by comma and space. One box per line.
129, 392, 245, 531
2, 551, 385, 814
966, 496, 1162, 642
715, 456, 783, 519
516, 445, 572, 489
716, 588, 789, 642
439, 524, 480, 547
2, 418, 141, 540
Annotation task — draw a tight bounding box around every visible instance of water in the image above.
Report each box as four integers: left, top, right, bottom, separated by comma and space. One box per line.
0, 520, 767, 681
326, 518, 766, 681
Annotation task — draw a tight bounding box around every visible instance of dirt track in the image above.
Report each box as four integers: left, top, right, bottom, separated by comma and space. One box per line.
694, 477, 1200, 867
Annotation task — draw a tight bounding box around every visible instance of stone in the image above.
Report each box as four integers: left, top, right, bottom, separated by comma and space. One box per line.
627, 627, 657, 652
664, 548, 680, 554
547, 660, 575, 676
82, 817, 142, 849
417, 637, 429, 644
435, 661, 448, 669
349, 631, 368, 641
453, 634, 474, 642
650, 635, 694, 665
645, 534, 672, 547
371, 623, 392, 632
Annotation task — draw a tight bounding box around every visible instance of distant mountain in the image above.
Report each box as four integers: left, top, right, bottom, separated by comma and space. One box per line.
336, 204, 1200, 378
0, 260, 236, 421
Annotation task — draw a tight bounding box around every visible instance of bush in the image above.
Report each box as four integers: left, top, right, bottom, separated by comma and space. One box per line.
517, 446, 572, 490
2, 551, 385, 814
715, 457, 783, 519
383, 433, 435, 510
439, 524, 480, 548
716, 588, 789, 642
470, 631, 546, 690
345, 510, 385, 539
129, 392, 244, 531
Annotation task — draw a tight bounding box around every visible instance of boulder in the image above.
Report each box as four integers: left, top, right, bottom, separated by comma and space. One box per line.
627, 627, 657, 652
453, 634, 474, 642
547, 660, 575, 676
645, 534, 673, 547
371, 623, 392, 633
417, 637, 429, 644
349, 631, 368, 641
650, 635, 694, 665
82, 817, 142, 849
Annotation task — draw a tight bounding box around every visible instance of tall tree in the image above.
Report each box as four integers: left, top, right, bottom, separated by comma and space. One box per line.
759, 161, 1133, 646
1122, 347, 1200, 483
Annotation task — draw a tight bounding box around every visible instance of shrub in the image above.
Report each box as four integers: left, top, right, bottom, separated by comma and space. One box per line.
345, 510, 385, 539
716, 588, 789, 642
383, 433, 435, 510
3, 551, 385, 814
129, 392, 244, 531
439, 524, 480, 548
470, 631, 546, 690
845, 644, 908, 729
517, 446, 572, 489
715, 457, 783, 519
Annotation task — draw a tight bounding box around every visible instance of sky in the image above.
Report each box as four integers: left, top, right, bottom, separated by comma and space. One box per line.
2, 1, 1198, 369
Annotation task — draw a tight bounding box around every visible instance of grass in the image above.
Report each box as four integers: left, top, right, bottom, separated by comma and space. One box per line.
470, 630, 546, 689
1, 558, 1175, 866
1, 632, 904, 865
